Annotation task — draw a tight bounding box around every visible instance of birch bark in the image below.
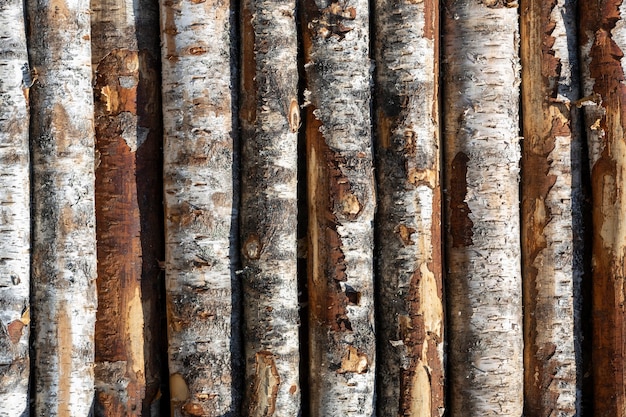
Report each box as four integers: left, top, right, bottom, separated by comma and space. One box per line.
160, 0, 240, 415
27, 0, 98, 414
520, 0, 581, 414
373, 0, 443, 415
0, 1, 30, 415
91, 0, 163, 414
442, 0, 523, 414
579, 1, 626, 415
301, 1, 376, 415
240, 0, 301, 415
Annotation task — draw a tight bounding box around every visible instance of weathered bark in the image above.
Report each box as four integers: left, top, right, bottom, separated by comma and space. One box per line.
160, 0, 239, 415
239, 0, 301, 415
91, 0, 164, 414
442, 0, 523, 415
372, 0, 443, 416
0, 1, 30, 415
520, 0, 581, 415
301, 1, 376, 415
27, 0, 98, 414
579, 2, 626, 415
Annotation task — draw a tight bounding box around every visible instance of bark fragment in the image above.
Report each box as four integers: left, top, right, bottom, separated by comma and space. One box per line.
302, 0, 376, 414
240, 0, 301, 415
442, 1, 523, 414
372, 0, 444, 415
520, 0, 581, 415
160, 0, 240, 414
27, 0, 98, 414
0, 2, 30, 414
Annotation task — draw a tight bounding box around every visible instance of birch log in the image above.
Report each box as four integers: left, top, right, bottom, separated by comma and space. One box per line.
161, 0, 240, 415
442, 0, 523, 414
0, 1, 30, 414
301, 1, 376, 415
373, 0, 443, 415
27, 0, 98, 414
91, 0, 163, 413
240, 0, 301, 415
520, 0, 581, 414
579, 2, 626, 415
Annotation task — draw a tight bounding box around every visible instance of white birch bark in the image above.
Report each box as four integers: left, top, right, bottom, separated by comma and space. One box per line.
373, 0, 444, 415
27, 0, 97, 414
0, 1, 30, 415
160, 0, 239, 415
520, 0, 581, 414
302, 0, 376, 415
239, 0, 301, 415
442, 1, 523, 414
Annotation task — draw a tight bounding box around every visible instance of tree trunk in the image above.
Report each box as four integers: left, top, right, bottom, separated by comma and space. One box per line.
239, 0, 301, 415
160, 0, 240, 415
0, 1, 30, 415
442, 0, 523, 415
579, 1, 626, 415
27, 0, 98, 414
520, 0, 582, 415
301, 1, 376, 415
90, 0, 164, 414
372, 0, 443, 416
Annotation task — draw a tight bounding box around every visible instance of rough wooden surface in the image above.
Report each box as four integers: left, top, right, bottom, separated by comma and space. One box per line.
27, 0, 98, 414
240, 0, 301, 415
373, 0, 444, 416
0, 0, 30, 414
442, 0, 523, 414
301, 0, 376, 415
160, 0, 240, 414
520, 0, 582, 415
580, 1, 626, 415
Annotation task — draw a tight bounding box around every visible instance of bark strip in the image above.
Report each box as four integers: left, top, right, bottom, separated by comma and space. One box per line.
301, 1, 376, 415
90, 0, 164, 413
520, 0, 581, 415
240, 0, 301, 415
372, 0, 444, 415
27, 0, 98, 414
160, 0, 239, 415
442, 0, 523, 414
579, 1, 626, 415
0, 0, 30, 414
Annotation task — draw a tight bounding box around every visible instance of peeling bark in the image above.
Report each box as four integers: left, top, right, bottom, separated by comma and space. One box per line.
0, 0, 30, 414
301, 1, 376, 415
442, 1, 523, 415
520, 0, 581, 415
240, 0, 301, 415
579, 1, 626, 415
91, 0, 164, 413
27, 0, 98, 414
160, 0, 239, 415
372, 0, 444, 416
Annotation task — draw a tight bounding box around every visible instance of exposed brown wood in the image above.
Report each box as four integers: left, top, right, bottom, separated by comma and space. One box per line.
579, 1, 626, 415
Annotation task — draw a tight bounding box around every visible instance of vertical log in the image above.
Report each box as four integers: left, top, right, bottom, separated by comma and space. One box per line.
160, 0, 239, 415
239, 0, 301, 415
579, 1, 626, 415
442, 0, 523, 414
90, 0, 164, 414
301, 1, 376, 415
372, 0, 443, 416
520, 0, 581, 415
27, 0, 98, 414
0, 0, 30, 414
